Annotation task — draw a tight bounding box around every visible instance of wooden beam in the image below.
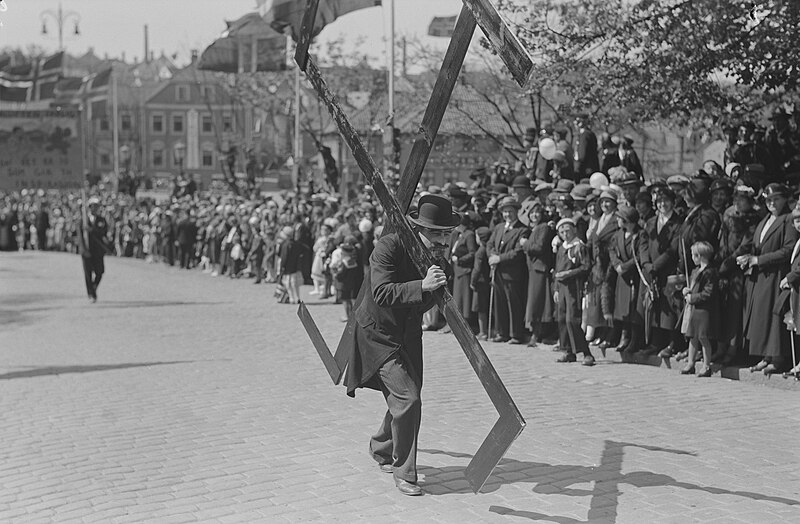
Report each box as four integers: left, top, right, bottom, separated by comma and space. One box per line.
462, 0, 533, 87
297, 301, 344, 384
303, 54, 525, 492
396, 5, 476, 212
294, 0, 320, 71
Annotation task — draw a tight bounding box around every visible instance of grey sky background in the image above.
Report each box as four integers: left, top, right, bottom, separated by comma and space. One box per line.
0, 0, 469, 66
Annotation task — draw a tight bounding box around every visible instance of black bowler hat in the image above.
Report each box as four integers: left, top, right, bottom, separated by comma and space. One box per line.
408, 194, 461, 230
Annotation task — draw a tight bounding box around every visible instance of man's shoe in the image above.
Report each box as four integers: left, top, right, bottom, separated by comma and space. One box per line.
395, 478, 422, 496
556, 353, 577, 363
379, 464, 394, 474
582, 354, 596, 366
508, 338, 524, 345
697, 366, 713, 378
492, 335, 510, 343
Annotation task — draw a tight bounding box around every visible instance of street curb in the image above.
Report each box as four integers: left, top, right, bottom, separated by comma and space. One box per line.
595, 348, 800, 391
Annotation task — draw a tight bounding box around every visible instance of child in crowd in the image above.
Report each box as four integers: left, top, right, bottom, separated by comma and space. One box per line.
553, 218, 595, 366
330, 235, 363, 321
311, 223, 333, 295
681, 241, 720, 377
278, 225, 302, 304
471, 226, 492, 340
263, 229, 278, 283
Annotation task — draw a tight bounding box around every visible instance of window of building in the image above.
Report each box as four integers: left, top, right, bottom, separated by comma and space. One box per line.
100, 153, 111, 166
200, 85, 215, 102
201, 114, 213, 133
222, 114, 233, 132
175, 85, 189, 102
99, 118, 109, 131
152, 147, 164, 167
202, 146, 214, 167
121, 113, 132, 131
151, 114, 164, 133
172, 114, 184, 134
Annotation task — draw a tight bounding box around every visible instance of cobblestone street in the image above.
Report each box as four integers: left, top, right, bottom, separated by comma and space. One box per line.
2, 251, 799, 523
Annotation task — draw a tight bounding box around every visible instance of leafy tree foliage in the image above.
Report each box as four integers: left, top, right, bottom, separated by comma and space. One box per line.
494, 0, 800, 128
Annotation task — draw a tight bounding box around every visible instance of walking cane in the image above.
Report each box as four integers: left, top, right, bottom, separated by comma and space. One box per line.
488, 265, 496, 340
784, 295, 799, 380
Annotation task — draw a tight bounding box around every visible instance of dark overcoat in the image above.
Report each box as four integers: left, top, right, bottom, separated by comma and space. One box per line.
640, 212, 681, 329
717, 206, 760, 345
684, 265, 721, 340
342, 234, 436, 397
524, 222, 555, 326
676, 204, 721, 273
609, 228, 647, 323
449, 226, 477, 319
743, 212, 798, 358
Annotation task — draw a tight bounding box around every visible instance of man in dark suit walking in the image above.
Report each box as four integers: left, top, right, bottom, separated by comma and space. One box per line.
79, 196, 109, 302
340, 194, 459, 496
487, 196, 530, 343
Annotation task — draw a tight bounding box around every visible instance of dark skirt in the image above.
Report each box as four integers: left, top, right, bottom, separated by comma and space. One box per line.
472, 282, 489, 314
683, 306, 719, 340
525, 268, 553, 327
452, 273, 472, 319
585, 281, 605, 328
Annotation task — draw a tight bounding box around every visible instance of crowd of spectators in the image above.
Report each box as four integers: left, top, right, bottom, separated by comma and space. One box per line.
3, 107, 800, 378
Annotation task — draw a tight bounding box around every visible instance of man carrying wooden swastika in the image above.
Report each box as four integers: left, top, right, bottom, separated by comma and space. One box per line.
339, 194, 460, 496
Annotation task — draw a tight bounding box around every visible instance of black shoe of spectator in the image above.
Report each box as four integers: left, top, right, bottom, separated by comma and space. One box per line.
556, 353, 577, 363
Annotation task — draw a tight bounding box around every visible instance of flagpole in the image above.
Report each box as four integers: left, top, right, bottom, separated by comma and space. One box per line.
112, 69, 120, 193
294, 53, 302, 192
386, 0, 396, 180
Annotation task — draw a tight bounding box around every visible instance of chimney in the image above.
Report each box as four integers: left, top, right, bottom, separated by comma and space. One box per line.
190, 49, 198, 63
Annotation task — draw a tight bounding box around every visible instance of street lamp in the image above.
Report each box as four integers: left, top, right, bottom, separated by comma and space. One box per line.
40, 2, 81, 51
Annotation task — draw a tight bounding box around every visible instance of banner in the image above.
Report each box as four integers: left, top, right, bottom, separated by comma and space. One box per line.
0, 109, 84, 190
257, 0, 381, 40
428, 15, 457, 38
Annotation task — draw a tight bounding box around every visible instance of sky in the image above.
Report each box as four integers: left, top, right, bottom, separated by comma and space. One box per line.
0, 0, 472, 67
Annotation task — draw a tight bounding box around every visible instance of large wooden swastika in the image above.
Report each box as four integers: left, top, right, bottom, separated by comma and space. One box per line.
296, 0, 532, 493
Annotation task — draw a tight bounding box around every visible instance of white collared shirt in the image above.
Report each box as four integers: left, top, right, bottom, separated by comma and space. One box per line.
657, 211, 673, 234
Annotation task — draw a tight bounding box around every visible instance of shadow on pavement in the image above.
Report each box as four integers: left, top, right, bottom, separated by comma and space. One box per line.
0, 361, 196, 380
96, 300, 227, 309
420, 442, 799, 522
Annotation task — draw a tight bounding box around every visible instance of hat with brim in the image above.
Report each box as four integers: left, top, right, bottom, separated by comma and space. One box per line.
666, 175, 690, 187
533, 182, 554, 194
497, 195, 522, 211
511, 175, 531, 189
615, 205, 639, 224
407, 194, 460, 230
598, 190, 618, 203
556, 217, 576, 230
87, 196, 101, 206
733, 185, 755, 201
710, 178, 734, 194
763, 183, 790, 200
490, 183, 509, 195
519, 200, 542, 227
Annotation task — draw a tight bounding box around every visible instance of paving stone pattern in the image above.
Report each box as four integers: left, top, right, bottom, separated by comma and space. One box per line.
1, 252, 799, 523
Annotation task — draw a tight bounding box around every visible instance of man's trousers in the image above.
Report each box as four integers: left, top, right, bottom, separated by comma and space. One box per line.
369, 353, 422, 483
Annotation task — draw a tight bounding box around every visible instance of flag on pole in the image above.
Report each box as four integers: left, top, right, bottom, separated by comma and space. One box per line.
0, 51, 65, 102
428, 15, 457, 38
198, 12, 288, 73
81, 67, 112, 119
256, 0, 381, 40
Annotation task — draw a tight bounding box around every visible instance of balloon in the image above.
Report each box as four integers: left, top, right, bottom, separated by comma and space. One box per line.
539, 138, 557, 160
589, 172, 609, 189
